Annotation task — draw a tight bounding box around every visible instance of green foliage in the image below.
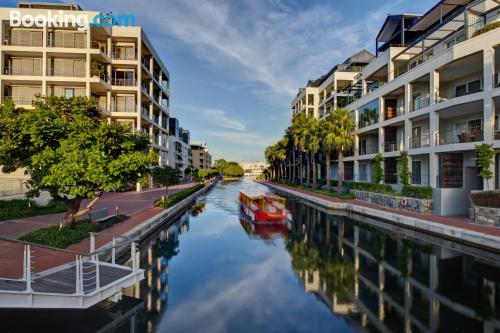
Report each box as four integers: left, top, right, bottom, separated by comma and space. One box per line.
152, 165, 181, 188
0, 199, 67, 222
400, 185, 433, 199
222, 163, 244, 177
90, 61, 105, 74
372, 153, 384, 184
473, 21, 500, 37
155, 184, 205, 208
469, 191, 500, 208
213, 159, 228, 174
19, 215, 128, 249
277, 181, 354, 199
473, 144, 498, 188
351, 181, 393, 194
198, 168, 210, 179
0, 96, 157, 217
184, 167, 192, 176
397, 151, 411, 188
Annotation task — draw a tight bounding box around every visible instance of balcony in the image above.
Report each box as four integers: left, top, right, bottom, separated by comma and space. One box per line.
141, 57, 150, 71
111, 78, 136, 86
4, 66, 42, 76
3, 96, 36, 105
409, 132, 430, 149
111, 100, 136, 113
48, 67, 85, 78
47, 32, 86, 48
90, 70, 109, 83
359, 144, 378, 156
111, 46, 137, 60
383, 142, 401, 152
436, 129, 483, 145
3, 31, 43, 47
412, 94, 430, 111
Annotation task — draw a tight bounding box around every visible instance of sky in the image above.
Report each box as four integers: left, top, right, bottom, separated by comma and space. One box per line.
2, 0, 438, 162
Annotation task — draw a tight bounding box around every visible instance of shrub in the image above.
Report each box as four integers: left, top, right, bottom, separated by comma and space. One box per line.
155, 184, 205, 208
350, 182, 393, 194
470, 191, 500, 208
372, 153, 384, 184
400, 185, 433, 199
19, 215, 128, 249
397, 152, 411, 188
0, 199, 67, 222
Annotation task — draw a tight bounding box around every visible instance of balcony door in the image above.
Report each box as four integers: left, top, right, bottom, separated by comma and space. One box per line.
412, 126, 422, 148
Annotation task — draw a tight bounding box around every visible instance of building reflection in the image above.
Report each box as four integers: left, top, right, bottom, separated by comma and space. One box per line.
286, 203, 500, 333
123, 211, 190, 333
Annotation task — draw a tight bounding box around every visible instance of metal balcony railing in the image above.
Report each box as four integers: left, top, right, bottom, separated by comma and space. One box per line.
409, 133, 431, 149
111, 78, 136, 86
436, 129, 484, 145
4, 66, 42, 76
383, 142, 401, 152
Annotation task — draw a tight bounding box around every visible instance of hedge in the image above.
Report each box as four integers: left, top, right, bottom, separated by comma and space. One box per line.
155, 183, 205, 209
401, 185, 433, 199
349, 182, 393, 194
0, 199, 67, 222
19, 215, 128, 249
470, 191, 500, 208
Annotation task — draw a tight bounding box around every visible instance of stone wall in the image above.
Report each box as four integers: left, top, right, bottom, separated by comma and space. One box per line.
474, 206, 500, 227
351, 190, 433, 215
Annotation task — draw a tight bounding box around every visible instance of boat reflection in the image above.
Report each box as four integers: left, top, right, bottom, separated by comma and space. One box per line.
239, 213, 289, 244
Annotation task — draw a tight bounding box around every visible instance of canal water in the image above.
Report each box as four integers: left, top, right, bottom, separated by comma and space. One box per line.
1, 178, 500, 332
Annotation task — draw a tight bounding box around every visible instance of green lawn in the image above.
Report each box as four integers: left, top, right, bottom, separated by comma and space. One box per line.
0, 199, 67, 222
19, 215, 128, 249
155, 183, 205, 209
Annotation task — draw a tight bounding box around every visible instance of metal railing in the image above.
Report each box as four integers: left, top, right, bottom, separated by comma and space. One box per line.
383, 142, 401, 152
436, 129, 484, 145
111, 78, 136, 86
2, 96, 36, 106
0, 234, 140, 297
141, 57, 150, 70
3, 66, 42, 76
409, 133, 431, 149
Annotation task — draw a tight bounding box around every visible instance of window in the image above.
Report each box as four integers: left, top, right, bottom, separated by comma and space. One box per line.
358, 100, 379, 128
412, 161, 421, 185
454, 79, 482, 97
454, 84, 467, 97
64, 88, 75, 98
467, 79, 482, 94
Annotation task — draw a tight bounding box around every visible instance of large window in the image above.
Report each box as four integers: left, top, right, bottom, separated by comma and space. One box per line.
453, 79, 482, 97
358, 100, 379, 128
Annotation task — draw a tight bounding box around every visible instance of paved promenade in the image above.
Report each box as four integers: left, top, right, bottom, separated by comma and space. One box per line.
265, 182, 500, 242
0, 183, 195, 240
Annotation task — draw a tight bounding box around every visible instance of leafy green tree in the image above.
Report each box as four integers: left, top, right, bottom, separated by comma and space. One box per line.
327, 109, 355, 191
473, 143, 498, 190
372, 153, 384, 184
291, 112, 308, 185
223, 164, 244, 177
198, 168, 210, 179
0, 96, 157, 229
397, 151, 411, 188
152, 165, 181, 195
305, 117, 321, 186
213, 159, 228, 175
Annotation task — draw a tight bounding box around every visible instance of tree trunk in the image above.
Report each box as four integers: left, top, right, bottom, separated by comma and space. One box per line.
311, 152, 317, 187
59, 195, 100, 230
325, 152, 331, 187
291, 149, 295, 182
305, 152, 310, 186
338, 150, 344, 194
298, 148, 303, 186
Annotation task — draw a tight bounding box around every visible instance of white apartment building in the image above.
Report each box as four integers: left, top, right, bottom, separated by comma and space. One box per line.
167, 117, 191, 171
292, 0, 500, 215
240, 162, 268, 177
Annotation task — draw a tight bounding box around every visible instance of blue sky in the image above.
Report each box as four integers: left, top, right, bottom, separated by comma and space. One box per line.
3, 0, 438, 162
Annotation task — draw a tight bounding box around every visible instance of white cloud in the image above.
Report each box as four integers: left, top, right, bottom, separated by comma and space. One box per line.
174, 104, 247, 131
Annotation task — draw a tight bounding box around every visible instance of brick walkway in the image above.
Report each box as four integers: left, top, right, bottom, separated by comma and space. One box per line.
268, 182, 500, 238
0, 183, 198, 278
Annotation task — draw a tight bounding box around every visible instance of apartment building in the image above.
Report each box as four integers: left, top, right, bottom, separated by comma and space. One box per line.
167, 117, 191, 171
0, 2, 171, 192
292, 0, 500, 215
240, 162, 268, 177
191, 142, 212, 170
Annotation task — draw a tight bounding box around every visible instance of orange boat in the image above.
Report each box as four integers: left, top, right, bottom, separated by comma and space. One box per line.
239, 191, 289, 222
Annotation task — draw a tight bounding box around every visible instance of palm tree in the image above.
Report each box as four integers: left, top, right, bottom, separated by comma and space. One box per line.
275, 139, 287, 181
264, 144, 276, 179
320, 113, 336, 187
291, 112, 308, 185
284, 127, 294, 182
305, 117, 321, 186
328, 108, 355, 192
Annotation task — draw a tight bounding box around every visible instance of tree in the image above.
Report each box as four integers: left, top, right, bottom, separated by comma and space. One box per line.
184, 167, 192, 178
0, 96, 157, 229
291, 112, 308, 185
473, 144, 498, 190
305, 117, 321, 186
152, 165, 181, 195
223, 164, 244, 177
327, 109, 355, 192
397, 151, 411, 189
373, 153, 384, 184
213, 159, 228, 175
198, 168, 210, 179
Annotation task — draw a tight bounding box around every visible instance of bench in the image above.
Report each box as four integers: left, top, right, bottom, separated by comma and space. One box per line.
88, 208, 116, 223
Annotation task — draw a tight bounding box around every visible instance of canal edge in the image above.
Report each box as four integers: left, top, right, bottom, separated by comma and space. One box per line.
259, 181, 500, 252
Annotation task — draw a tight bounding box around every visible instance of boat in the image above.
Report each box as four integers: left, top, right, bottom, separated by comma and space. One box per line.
239, 217, 288, 243
239, 191, 290, 222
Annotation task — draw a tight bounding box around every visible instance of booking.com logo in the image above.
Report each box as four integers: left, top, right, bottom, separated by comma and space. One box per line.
9, 10, 136, 31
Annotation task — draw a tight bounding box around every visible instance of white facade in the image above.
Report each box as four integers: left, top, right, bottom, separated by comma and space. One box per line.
292, 0, 500, 214
240, 162, 268, 177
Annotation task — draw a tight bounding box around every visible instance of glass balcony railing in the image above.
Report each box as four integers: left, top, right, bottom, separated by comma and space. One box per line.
358, 144, 378, 155
409, 133, 430, 149
4, 66, 42, 76
412, 95, 430, 111
3, 96, 36, 105
3, 33, 43, 47
111, 47, 137, 60
111, 78, 136, 86
383, 142, 401, 152
436, 129, 483, 145
111, 102, 136, 113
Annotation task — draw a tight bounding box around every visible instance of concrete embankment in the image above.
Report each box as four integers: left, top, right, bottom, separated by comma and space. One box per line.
260, 181, 500, 252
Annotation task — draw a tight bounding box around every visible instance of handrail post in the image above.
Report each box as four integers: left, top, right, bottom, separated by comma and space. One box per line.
25, 245, 32, 293
75, 255, 80, 295
90, 232, 95, 259
131, 242, 137, 272
112, 237, 116, 265
95, 256, 100, 291
22, 245, 27, 281
79, 255, 84, 294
